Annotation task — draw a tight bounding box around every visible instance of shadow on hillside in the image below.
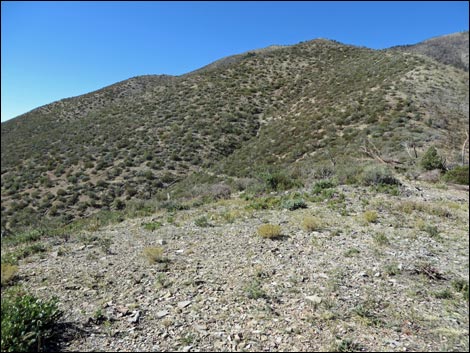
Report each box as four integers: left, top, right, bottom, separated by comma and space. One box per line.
43, 321, 99, 352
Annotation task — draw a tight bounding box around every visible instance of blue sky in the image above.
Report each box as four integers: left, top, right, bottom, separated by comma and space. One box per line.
1, 1, 468, 122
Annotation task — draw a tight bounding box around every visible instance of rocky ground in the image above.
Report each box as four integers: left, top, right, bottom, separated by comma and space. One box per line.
7, 179, 470, 352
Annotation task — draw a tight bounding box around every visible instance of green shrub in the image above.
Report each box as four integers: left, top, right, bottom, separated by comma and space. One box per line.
281, 198, 307, 211
143, 221, 163, 231
260, 170, 301, 191
420, 146, 445, 171
361, 165, 399, 186
443, 165, 469, 185
194, 216, 210, 227
1, 293, 62, 352
312, 179, 336, 194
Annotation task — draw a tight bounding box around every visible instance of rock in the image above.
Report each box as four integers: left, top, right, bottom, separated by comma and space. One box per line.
182, 345, 192, 352
156, 310, 169, 319
305, 295, 322, 304
177, 300, 191, 309
127, 310, 140, 323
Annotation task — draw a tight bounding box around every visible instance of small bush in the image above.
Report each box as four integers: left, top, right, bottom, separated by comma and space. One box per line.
143, 221, 163, 231
373, 232, 389, 246
1, 264, 19, 286
143, 246, 164, 264
443, 165, 469, 185
420, 146, 445, 171
361, 165, 399, 186
363, 210, 378, 223
301, 216, 322, 232
1, 293, 62, 352
312, 179, 336, 194
257, 224, 282, 239
260, 170, 301, 191
282, 198, 307, 211
194, 216, 210, 227
452, 278, 469, 301
244, 279, 267, 299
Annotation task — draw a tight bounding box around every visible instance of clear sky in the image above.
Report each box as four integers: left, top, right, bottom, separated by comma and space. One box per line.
1, 1, 468, 122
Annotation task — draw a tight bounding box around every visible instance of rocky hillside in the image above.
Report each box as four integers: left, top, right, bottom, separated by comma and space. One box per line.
1, 32, 469, 352
2, 177, 469, 351
1, 33, 468, 233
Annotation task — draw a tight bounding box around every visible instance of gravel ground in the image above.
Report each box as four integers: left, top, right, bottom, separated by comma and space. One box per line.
13, 180, 469, 352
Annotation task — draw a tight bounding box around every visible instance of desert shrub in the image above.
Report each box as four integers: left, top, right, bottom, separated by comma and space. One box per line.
452, 278, 469, 301
443, 165, 469, 185
143, 246, 164, 264
194, 216, 210, 227
1, 293, 62, 352
420, 146, 445, 171
246, 196, 281, 210
143, 221, 162, 231
260, 170, 302, 191
361, 165, 399, 186
312, 179, 336, 194
159, 201, 190, 212
301, 216, 322, 232
257, 224, 282, 239
281, 198, 307, 211
207, 183, 232, 200
363, 210, 378, 223
1, 264, 18, 286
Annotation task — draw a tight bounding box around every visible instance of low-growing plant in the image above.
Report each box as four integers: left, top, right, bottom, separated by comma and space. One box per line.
361, 165, 399, 186
301, 216, 322, 232
194, 216, 210, 227
434, 288, 454, 299
1, 293, 62, 352
372, 232, 389, 246
143, 221, 163, 231
244, 279, 267, 299
143, 246, 165, 264
344, 248, 360, 257
384, 263, 401, 276
423, 225, 440, 239
443, 165, 469, 185
1, 264, 19, 286
257, 224, 282, 239
363, 210, 378, 224
451, 278, 469, 301
282, 198, 307, 211
312, 179, 336, 195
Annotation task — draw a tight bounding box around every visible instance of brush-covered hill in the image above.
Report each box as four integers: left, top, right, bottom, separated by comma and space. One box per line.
1, 34, 468, 232
390, 31, 469, 71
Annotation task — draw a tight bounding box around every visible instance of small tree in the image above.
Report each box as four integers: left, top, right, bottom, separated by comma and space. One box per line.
420, 146, 445, 171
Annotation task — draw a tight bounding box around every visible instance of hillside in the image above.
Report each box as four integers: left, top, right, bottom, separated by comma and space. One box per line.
1, 34, 469, 233
1, 32, 469, 352
390, 31, 469, 71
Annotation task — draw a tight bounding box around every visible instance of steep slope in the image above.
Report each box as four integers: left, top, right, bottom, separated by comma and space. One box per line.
390, 31, 469, 71
1, 36, 468, 232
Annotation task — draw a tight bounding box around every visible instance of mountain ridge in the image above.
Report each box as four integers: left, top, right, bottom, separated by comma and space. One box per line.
1, 32, 468, 232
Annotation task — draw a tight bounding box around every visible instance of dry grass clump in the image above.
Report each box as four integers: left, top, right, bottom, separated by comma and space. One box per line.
257, 224, 282, 239
301, 216, 322, 232
363, 210, 378, 224
143, 246, 164, 264
1, 264, 19, 286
